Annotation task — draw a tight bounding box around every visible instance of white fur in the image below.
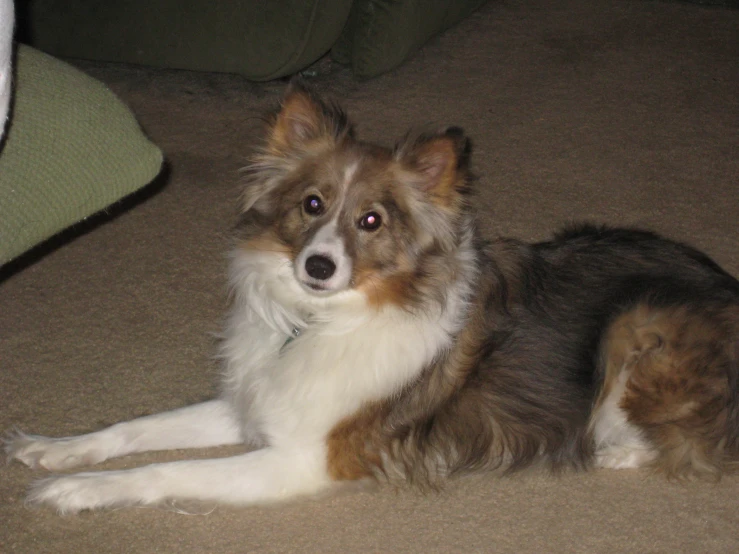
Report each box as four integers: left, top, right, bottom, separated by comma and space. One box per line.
5, 243, 467, 513
0, 0, 13, 140
591, 369, 656, 469
222, 247, 465, 447
7, 400, 242, 472
341, 161, 358, 188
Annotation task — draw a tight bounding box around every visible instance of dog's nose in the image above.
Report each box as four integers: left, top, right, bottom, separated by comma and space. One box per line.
305, 255, 336, 280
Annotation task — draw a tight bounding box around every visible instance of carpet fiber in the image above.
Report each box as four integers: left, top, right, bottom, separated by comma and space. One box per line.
1, 1, 738, 552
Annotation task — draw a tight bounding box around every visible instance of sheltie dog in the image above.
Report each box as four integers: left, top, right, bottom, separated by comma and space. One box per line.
6, 82, 739, 514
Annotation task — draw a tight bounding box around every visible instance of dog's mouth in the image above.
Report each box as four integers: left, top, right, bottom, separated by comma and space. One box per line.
298, 278, 336, 296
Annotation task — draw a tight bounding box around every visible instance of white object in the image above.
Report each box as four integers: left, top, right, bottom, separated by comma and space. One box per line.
0, 0, 14, 140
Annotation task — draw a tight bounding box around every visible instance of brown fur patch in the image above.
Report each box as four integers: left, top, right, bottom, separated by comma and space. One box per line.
326, 403, 388, 481
356, 272, 415, 309
602, 304, 739, 478
353, 248, 419, 309
594, 305, 661, 411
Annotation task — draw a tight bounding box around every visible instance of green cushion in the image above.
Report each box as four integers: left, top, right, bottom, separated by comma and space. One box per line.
0, 46, 163, 265
332, 0, 489, 79
24, 0, 353, 81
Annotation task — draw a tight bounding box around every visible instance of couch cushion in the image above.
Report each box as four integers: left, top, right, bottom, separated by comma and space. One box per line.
24, 0, 353, 81
332, 0, 489, 79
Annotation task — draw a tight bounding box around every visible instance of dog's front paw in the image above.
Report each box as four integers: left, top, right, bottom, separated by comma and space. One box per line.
28, 471, 140, 514
5, 431, 109, 471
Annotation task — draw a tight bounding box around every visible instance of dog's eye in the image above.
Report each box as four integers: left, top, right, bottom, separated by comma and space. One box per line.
303, 195, 324, 215
358, 211, 382, 231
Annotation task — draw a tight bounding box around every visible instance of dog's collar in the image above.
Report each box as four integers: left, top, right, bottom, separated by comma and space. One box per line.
281, 327, 302, 351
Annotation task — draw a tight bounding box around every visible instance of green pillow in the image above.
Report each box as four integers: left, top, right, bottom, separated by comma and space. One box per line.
0, 46, 163, 265
333, 0, 489, 79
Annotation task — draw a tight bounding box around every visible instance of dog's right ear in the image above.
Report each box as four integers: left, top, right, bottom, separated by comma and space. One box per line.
267, 79, 350, 153
396, 127, 471, 209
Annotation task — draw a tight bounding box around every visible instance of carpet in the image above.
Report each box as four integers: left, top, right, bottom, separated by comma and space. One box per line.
1, 0, 738, 552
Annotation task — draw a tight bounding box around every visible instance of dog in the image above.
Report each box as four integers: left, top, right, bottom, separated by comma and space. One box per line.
6, 82, 739, 514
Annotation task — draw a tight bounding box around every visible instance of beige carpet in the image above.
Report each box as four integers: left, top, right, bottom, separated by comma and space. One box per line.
2, 0, 738, 552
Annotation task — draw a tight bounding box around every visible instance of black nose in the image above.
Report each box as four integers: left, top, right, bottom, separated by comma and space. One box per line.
305, 255, 336, 280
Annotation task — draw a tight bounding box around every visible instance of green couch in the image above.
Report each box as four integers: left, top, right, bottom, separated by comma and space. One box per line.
19, 0, 488, 80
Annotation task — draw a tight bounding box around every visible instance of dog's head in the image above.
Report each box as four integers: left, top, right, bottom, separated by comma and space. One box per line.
236, 81, 474, 311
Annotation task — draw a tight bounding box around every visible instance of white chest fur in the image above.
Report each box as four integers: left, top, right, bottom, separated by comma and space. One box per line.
220, 250, 466, 448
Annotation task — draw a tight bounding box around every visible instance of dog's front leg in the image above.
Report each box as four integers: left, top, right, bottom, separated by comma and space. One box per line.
28, 446, 329, 514
6, 399, 242, 471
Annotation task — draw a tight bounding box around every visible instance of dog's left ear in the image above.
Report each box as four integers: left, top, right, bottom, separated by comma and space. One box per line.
398, 127, 470, 207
